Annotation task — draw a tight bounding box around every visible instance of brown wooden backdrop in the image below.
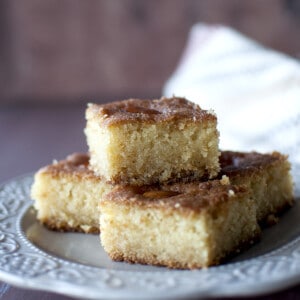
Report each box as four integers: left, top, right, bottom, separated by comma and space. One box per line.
1, 0, 300, 106
1, 1, 300, 299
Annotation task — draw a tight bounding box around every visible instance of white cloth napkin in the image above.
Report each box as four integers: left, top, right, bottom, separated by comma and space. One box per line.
163, 24, 300, 185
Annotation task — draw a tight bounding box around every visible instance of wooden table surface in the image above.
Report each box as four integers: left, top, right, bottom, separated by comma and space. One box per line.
1, 104, 300, 300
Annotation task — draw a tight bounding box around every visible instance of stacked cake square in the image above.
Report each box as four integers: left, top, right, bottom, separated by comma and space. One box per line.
85, 97, 220, 185
31, 96, 294, 269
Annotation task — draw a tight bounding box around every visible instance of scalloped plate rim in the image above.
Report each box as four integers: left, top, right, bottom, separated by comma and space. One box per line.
0, 173, 299, 299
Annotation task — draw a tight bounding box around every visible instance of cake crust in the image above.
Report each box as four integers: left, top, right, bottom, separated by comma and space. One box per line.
40, 153, 97, 180
220, 151, 288, 177
86, 96, 217, 127
104, 181, 249, 214
40, 218, 99, 234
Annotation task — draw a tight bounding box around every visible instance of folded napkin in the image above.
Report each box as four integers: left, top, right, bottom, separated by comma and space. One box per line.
164, 24, 300, 186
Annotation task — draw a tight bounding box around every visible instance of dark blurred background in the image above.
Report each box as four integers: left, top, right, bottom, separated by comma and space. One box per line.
1, 0, 300, 180
1, 0, 300, 105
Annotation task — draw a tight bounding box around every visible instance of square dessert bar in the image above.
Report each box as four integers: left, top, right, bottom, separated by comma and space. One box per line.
100, 180, 260, 269
85, 97, 220, 186
219, 151, 294, 224
31, 153, 112, 233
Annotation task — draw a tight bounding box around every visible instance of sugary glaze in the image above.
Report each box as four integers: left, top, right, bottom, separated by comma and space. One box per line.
103, 180, 248, 214
219, 151, 287, 177
86, 97, 217, 126
39, 153, 97, 180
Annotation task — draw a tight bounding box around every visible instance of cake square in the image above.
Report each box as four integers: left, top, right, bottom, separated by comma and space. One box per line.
99, 180, 260, 269
85, 97, 220, 186
31, 153, 112, 233
219, 151, 294, 224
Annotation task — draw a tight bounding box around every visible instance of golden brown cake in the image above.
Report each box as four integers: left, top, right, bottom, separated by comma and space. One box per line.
99, 180, 260, 269
31, 153, 112, 233
219, 151, 294, 224
85, 97, 220, 186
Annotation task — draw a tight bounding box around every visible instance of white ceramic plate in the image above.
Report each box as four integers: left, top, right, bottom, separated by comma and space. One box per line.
0, 174, 300, 299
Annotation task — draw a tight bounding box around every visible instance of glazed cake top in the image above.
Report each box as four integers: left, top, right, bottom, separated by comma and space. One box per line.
38, 153, 98, 180
219, 151, 288, 177
86, 97, 217, 126
103, 180, 249, 214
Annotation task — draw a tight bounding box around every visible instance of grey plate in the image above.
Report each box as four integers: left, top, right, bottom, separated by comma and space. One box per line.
0, 174, 300, 299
